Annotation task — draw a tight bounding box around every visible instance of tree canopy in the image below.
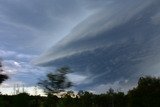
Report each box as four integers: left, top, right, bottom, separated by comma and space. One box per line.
38, 67, 72, 94
0, 76, 160, 107
0, 60, 8, 85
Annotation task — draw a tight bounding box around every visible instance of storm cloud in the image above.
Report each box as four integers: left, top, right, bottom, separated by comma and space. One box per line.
36, 0, 160, 91
0, 0, 160, 94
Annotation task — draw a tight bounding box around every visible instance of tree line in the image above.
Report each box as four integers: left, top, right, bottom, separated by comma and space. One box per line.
0, 64, 160, 107
0, 76, 160, 107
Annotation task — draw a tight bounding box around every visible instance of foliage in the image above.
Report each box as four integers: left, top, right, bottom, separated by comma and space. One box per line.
0, 76, 160, 107
43, 93, 58, 107
38, 67, 72, 94
127, 76, 160, 107
0, 60, 8, 85
12, 93, 30, 107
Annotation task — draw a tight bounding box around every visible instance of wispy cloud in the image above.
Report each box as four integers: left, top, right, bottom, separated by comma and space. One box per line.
36, 0, 154, 63
0, 0, 90, 54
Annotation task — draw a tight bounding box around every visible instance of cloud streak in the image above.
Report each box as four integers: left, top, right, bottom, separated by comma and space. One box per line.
36, 0, 160, 92
36, 0, 155, 63
0, 0, 90, 54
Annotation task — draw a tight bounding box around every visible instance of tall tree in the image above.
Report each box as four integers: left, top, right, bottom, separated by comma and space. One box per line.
38, 67, 72, 94
0, 60, 8, 85
128, 76, 160, 107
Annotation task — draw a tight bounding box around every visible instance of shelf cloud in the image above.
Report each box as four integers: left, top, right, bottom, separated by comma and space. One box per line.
36, 0, 160, 91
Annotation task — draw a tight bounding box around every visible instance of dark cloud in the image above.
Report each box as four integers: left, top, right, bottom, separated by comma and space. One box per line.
36, 0, 160, 91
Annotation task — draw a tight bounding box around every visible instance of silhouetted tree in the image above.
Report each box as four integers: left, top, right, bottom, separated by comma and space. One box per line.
67, 90, 75, 97
43, 93, 58, 107
77, 90, 85, 97
13, 93, 30, 107
1, 75, 160, 107
0, 60, 8, 85
38, 67, 73, 94
128, 76, 160, 107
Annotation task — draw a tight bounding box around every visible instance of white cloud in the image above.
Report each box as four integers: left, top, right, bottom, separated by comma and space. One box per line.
67, 73, 88, 85
25, 86, 45, 96
0, 85, 45, 96
13, 61, 21, 68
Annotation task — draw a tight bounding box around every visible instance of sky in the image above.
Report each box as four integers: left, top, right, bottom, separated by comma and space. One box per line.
0, 0, 160, 95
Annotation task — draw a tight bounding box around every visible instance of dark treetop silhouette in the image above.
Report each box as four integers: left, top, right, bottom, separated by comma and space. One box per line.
38, 67, 72, 94
0, 60, 8, 85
